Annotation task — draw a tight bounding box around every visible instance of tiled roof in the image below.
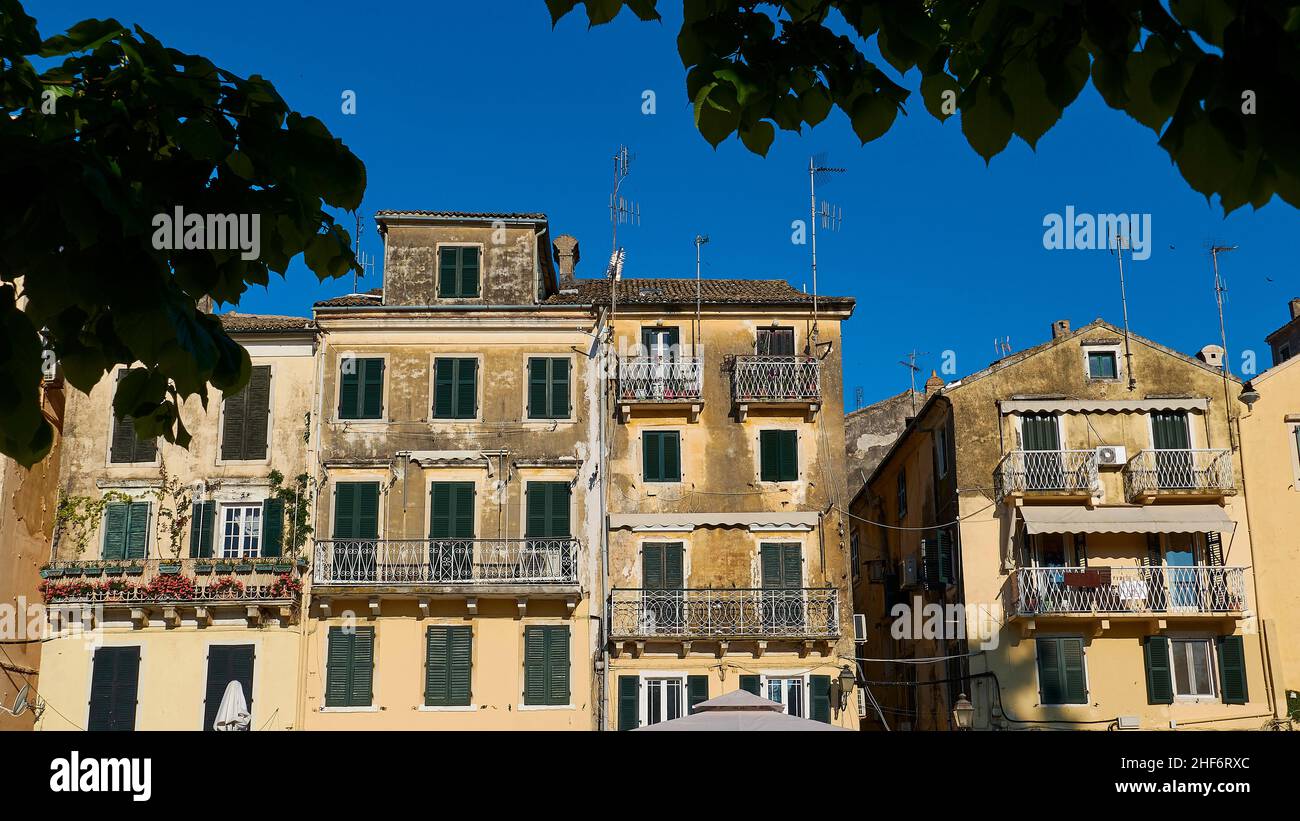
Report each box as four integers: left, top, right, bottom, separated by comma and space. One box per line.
544, 278, 855, 308
314, 289, 382, 307
374, 210, 548, 220
217, 312, 314, 333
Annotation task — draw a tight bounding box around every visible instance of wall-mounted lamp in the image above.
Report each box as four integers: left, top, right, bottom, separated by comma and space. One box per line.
1239, 382, 1260, 411
952, 693, 975, 731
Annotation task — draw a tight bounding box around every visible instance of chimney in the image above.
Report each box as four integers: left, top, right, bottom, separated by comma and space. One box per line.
1197, 344, 1224, 369
553, 234, 580, 291
1290, 297, 1300, 320
924, 370, 944, 394
1050, 319, 1071, 339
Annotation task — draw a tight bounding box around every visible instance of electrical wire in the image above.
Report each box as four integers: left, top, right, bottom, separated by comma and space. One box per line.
833, 501, 996, 532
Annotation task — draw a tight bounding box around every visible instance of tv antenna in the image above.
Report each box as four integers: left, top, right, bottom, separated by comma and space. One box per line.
993, 336, 1013, 357
899, 349, 929, 414
608, 145, 640, 321
1112, 234, 1137, 391
809, 154, 845, 347
854, 386, 864, 411
1211, 244, 1239, 423
352, 214, 376, 294
694, 234, 709, 351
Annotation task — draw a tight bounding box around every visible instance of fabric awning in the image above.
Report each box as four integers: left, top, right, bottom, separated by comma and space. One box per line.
609, 512, 819, 531
635, 690, 850, 732
1000, 398, 1208, 414
1020, 504, 1235, 535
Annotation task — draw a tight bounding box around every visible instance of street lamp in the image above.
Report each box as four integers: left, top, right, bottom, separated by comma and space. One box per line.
952, 693, 975, 731
835, 665, 856, 712
1239, 381, 1260, 411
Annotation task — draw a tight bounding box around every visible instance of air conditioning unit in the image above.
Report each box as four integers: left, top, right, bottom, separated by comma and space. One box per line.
1095, 445, 1127, 466
1116, 715, 1140, 730
899, 557, 920, 589
856, 688, 869, 719
853, 613, 868, 644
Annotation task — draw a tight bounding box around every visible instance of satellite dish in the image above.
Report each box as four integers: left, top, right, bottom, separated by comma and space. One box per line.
10, 684, 30, 717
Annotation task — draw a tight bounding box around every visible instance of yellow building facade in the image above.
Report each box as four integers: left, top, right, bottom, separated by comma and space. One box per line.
35, 315, 316, 731
853, 319, 1278, 730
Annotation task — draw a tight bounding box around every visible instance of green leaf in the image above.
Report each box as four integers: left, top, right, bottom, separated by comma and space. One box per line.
1004, 56, 1063, 149
225, 150, 254, 179
850, 93, 897, 144
693, 82, 740, 147
920, 72, 960, 122
798, 85, 832, 126
962, 78, 1014, 162
739, 120, 775, 155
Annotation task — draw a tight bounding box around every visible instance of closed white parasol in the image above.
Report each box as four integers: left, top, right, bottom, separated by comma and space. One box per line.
212, 680, 251, 731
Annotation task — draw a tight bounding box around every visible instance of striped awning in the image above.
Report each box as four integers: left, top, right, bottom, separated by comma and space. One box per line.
1000, 398, 1208, 414
1020, 504, 1235, 534
608, 512, 819, 531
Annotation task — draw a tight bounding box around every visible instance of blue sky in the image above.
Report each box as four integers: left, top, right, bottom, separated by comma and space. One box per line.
30, 1, 1298, 405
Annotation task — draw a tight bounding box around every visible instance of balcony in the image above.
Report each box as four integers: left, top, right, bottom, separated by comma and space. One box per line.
38, 558, 302, 627
731, 355, 821, 420
617, 357, 704, 421
1123, 449, 1235, 501
312, 539, 580, 606
1009, 566, 1248, 620
608, 588, 840, 651
995, 449, 1100, 503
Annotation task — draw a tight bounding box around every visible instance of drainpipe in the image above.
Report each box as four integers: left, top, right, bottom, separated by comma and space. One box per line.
295, 325, 327, 730
596, 306, 612, 731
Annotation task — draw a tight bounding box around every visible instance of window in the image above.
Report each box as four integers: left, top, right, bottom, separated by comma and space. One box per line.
759, 430, 798, 482
766, 677, 805, 717
935, 424, 949, 478
756, 327, 795, 356
438, 246, 480, 298
642, 431, 681, 482
220, 365, 271, 460
1281, 344, 1292, 363
429, 482, 474, 581
325, 626, 374, 708
1087, 350, 1118, 379
109, 370, 158, 464
331, 482, 380, 582
641, 326, 679, 360
220, 505, 262, 558
850, 529, 860, 582
523, 625, 569, 706
88, 646, 140, 731
760, 542, 802, 589
203, 645, 254, 731
433, 358, 477, 419
1170, 638, 1215, 699
424, 626, 472, 707
645, 677, 685, 725
338, 357, 384, 420
102, 501, 149, 560
1035, 636, 1087, 705
527, 357, 570, 419
525, 481, 571, 538
896, 470, 908, 518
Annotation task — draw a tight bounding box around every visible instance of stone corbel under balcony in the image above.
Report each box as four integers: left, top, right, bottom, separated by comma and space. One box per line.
735, 401, 820, 423
619, 401, 702, 424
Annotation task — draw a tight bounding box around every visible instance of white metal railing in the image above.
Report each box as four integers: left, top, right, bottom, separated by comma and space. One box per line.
731, 355, 821, 402
1010, 565, 1247, 616
608, 588, 840, 639
617, 357, 704, 403
1123, 449, 1234, 499
313, 538, 578, 586
995, 449, 1099, 502
39, 558, 301, 604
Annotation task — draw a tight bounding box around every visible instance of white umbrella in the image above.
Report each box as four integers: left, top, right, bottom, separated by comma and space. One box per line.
212, 680, 251, 731
634, 688, 850, 731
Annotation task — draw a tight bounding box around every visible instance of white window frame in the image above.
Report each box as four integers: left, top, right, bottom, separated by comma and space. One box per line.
1080, 342, 1123, 382
641, 674, 688, 727
762, 674, 808, 718
219, 503, 263, 559
1167, 635, 1218, 702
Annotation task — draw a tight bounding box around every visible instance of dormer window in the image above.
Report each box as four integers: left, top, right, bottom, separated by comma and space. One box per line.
438, 246, 480, 298
1087, 350, 1118, 379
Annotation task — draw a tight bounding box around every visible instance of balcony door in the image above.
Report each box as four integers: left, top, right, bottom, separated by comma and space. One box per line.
641, 326, 680, 361
760, 542, 804, 631
1152, 411, 1192, 489
524, 481, 572, 581
756, 327, 795, 356
1163, 533, 1201, 611
1021, 413, 1064, 490
429, 482, 474, 582
642, 542, 684, 631
332, 482, 379, 582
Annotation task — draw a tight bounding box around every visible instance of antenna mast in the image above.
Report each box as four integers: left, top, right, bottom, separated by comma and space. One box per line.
1115, 234, 1137, 392
809, 154, 844, 349
899, 350, 929, 415
694, 234, 709, 351
609, 146, 639, 325
1211, 244, 1239, 433
352, 213, 375, 294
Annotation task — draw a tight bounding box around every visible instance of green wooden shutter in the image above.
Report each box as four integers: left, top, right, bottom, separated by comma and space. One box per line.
1037, 638, 1065, 704
462, 247, 479, 296
523, 627, 548, 705
457, 359, 477, 419
338, 359, 359, 419
759, 430, 780, 481
220, 382, 247, 460
1061, 638, 1087, 703
810, 675, 832, 723
243, 366, 271, 459
109, 415, 138, 464
546, 626, 570, 706
781, 544, 802, 588
102, 503, 129, 561
361, 358, 384, 419
448, 627, 472, 706
778, 431, 797, 480
665, 543, 684, 589
439, 247, 457, 297
324, 627, 352, 707
261, 497, 284, 557
349, 627, 374, 707
188, 500, 216, 558
433, 358, 455, 418
1205, 531, 1224, 566
429, 483, 474, 538
333, 483, 355, 537
738, 675, 760, 696
643, 432, 662, 482
662, 432, 680, 481
1217, 635, 1248, 704
936, 529, 954, 585
550, 358, 570, 418
203, 644, 254, 731
429, 483, 452, 538
527, 358, 548, 418
525, 484, 547, 538
527, 482, 570, 538
760, 544, 783, 589
354, 482, 379, 538
642, 543, 664, 589
124, 502, 149, 560
687, 675, 709, 714
617, 675, 639, 730
88, 646, 140, 731
452, 483, 474, 538
425, 626, 450, 706
1143, 636, 1174, 704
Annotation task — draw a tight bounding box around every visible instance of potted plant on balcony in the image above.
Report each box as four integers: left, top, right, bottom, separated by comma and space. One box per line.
207, 576, 245, 599
268, 573, 302, 600
52, 489, 132, 567
152, 460, 218, 578
215, 558, 236, 574
143, 573, 195, 601
124, 559, 145, 576
267, 469, 314, 571
39, 565, 63, 579
81, 562, 104, 578
100, 578, 133, 601
102, 562, 125, 577
234, 558, 254, 574
193, 558, 215, 575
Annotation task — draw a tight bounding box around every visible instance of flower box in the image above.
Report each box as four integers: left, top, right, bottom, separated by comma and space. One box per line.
103, 565, 125, 577
273, 562, 293, 574
82, 565, 104, 577
158, 562, 183, 575
194, 562, 215, 574
40, 567, 63, 579
235, 562, 254, 574
125, 563, 145, 576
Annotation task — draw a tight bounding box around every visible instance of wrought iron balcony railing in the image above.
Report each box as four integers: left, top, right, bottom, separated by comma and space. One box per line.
617, 357, 704, 403
1123, 449, 1234, 499
608, 587, 840, 639
731, 355, 821, 403
38, 557, 301, 605
994, 449, 1100, 502
312, 538, 578, 586
1009, 565, 1247, 616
